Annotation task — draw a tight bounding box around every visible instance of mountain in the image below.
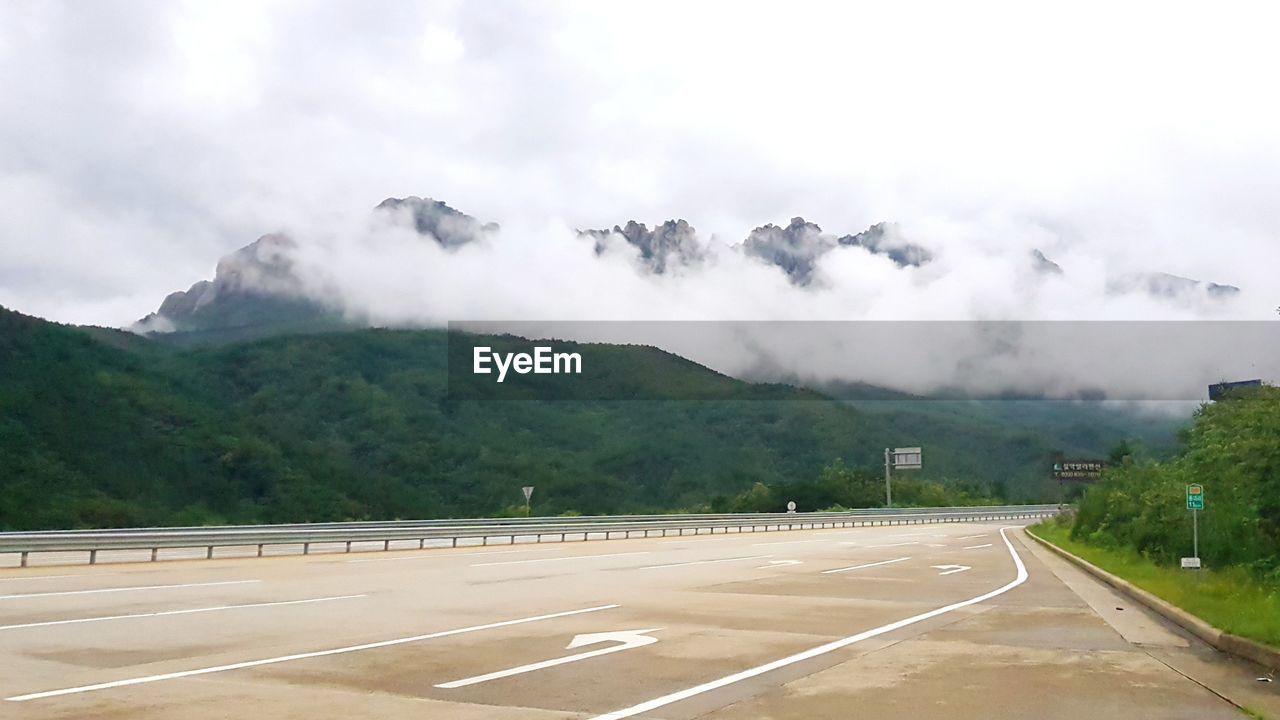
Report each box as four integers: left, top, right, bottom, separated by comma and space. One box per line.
2, 305, 1149, 530
580, 219, 703, 274
1031, 249, 1064, 275
742, 217, 930, 285
1108, 271, 1241, 300
133, 197, 495, 338
131, 195, 1242, 346
374, 196, 499, 247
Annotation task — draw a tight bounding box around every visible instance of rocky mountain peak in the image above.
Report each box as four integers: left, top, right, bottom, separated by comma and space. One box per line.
580, 218, 703, 274
375, 196, 498, 247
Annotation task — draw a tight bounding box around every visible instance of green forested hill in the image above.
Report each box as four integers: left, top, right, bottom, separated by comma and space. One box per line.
0, 306, 1157, 530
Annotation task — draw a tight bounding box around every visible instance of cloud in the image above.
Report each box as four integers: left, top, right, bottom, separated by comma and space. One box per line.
1, 0, 1279, 327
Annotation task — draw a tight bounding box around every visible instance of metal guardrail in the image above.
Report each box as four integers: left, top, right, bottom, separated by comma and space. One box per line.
0, 505, 1060, 567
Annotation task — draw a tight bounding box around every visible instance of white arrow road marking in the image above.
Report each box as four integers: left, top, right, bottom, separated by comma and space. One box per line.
588, 527, 1028, 720
964, 544, 993, 550
756, 560, 803, 569
435, 628, 662, 689
821, 557, 910, 575
6, 604, 619, 702
932, 565, 971, 575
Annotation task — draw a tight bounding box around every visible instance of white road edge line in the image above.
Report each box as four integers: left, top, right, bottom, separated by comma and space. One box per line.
588, 527, 1028, 720
6, 604, 621, 702
471, 552, 649, 567
964, 544, 994, 550
638, 555, 772, 570
820, 557, 911, 575
0, 594, 368, 632
0, 580, 260, 601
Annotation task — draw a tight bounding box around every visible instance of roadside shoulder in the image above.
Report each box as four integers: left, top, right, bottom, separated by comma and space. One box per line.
1023, 527, 1280, 673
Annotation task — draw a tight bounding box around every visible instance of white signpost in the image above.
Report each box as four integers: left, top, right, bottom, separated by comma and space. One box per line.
1183, 483, 1204, 570
522, 486, 534, 514
884, 447, 923, 507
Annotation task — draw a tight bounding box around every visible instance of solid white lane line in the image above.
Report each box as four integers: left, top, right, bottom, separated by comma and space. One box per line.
820, 557, 911, 575
0, 574, 115, 582
589, 527, 1028, 720
0, 595, 367, 632
638, 555, 772, 570
471, 552, 649, 567
6, 604, 620, 702
0, 580, 260, 601
964, 544, 993, 550
348, 548, 550, 563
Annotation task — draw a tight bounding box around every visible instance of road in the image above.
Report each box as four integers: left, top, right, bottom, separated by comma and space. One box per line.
1, 520, 1275, 719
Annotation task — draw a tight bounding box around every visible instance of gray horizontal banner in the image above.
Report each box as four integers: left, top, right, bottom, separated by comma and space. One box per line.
446, 321, 1279, 402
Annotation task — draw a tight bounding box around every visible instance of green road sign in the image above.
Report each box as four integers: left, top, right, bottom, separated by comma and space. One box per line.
1186, 484, 1204, 511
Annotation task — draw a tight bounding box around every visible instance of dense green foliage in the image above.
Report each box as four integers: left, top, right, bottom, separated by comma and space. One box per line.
1072, 386, 1280, 578
1, 306, 1166, 530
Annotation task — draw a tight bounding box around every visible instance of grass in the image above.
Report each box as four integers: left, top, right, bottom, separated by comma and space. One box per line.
1029, 520, 1280, 649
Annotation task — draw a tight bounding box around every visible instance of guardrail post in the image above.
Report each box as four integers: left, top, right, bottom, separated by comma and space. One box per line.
419, 539, 425, 549
206, 546, 213, 559
150, 548, 158, 562
303, 543, 310, 556
346, 541, 352, 553
257, 544, 263, 557
89, 549, 97, 564
383, 540, 390, 551
20, 551, 28, 568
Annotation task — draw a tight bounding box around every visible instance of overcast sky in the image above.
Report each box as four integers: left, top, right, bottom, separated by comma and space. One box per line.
2, 0, 1278, 327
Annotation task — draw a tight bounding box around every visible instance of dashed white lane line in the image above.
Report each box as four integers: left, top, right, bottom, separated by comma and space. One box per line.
751, 539, 827, 547
588, 527, 1028, 720
638, 555, 772, 570
348, 548, 549, 563
959, 534, 988, 540
859, 542, 918, 548
471, 552, 649, 567
820, 557, 911, 575
964, 544, 994, 550
0, 594, 367, 631
6, 604, 621, 702
0, 580, 260, 601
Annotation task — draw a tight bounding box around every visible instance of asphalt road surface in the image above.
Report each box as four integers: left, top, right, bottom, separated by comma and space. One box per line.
1, 521, 1276, 719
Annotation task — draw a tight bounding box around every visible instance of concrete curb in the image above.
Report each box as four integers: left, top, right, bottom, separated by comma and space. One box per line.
1023, 526, 1280, 673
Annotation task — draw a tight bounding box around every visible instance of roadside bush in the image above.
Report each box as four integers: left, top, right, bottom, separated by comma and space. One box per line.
1072, 386, 1280, 574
